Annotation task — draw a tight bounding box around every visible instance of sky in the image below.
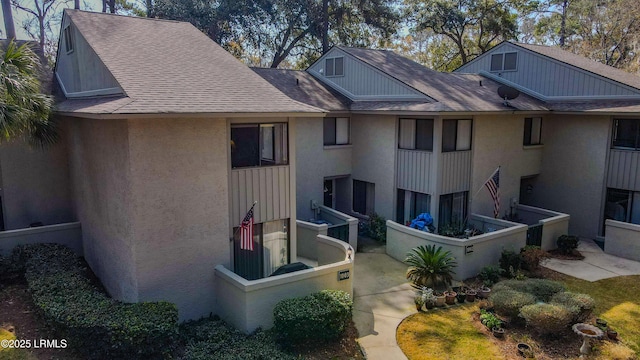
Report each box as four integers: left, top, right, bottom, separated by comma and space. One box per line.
1, 0, 103, 40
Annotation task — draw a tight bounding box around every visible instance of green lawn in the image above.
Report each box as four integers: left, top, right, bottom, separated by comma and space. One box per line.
397, 274, 640, 360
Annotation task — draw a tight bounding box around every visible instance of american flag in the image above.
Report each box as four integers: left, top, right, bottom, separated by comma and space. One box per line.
240, 204, 256, 251
485, 167, 500, 218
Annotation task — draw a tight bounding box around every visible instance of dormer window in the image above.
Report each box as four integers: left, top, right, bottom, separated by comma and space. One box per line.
490, 52, 517, 72
64, 25, 74, 54
325, 57, 344, 77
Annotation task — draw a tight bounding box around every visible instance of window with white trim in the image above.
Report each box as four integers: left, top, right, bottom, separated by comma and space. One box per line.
324, 117, 350, 145
490, 52, 517, 72
442, 119, 472, 152
325, 57, 344, 77
524, 117, 542, 146
231, 123, 288, 168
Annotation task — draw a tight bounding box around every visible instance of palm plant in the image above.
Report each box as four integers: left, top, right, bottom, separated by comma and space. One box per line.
0, 40, 56, 147
405, 244, 457, 290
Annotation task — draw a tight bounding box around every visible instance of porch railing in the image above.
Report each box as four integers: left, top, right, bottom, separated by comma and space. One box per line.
526, 224, 543, 246
327, 224, 349, 242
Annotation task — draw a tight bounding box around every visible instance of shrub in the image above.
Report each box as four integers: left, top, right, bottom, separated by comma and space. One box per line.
273, 290, 353, 342
15, 243, 179, 359
405, 245, 457, 290
551, 292, 596, 322
490, 289, 536, 318
557, 235, 579, 254
520, 245, 547, 271
519, 303, 574, 335
491, 278, 565, 302
479, 309, 502, 329
366, 213, 387, 242
499, 249, 522, 276
478, 265, 503, 286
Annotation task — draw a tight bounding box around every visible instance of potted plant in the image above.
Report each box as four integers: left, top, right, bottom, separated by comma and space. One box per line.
444, 290, 457, 305
492, 327, 505, 338
414, 295, 425, 311
517, 343, 533, 358
434, 291, 446, 307
479, 283, 491, 299
466, 289, 477, 302
607, 328, 618, 340
419, 287, 436, 310
456, 287, 467, 303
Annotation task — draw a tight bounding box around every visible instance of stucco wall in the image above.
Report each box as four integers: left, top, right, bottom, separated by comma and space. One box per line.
67, 118, 138, 302
351, 114, 396, 220
470, 114, 543, 218
517, 205, 570, 250
295, 117, 352, 220
215, 234, 353, 333
0, 222, 82, 256
530, 115, 610, 238
127, 118, 229, 321
604, 220, 640, 262
386, 217, 527, 280
296, 220, 328, 260
0, 136, 73, 230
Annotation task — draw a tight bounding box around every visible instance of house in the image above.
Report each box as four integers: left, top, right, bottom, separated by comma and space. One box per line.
2, 10, 356, 332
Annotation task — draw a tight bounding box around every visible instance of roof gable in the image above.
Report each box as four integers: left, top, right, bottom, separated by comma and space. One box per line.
455, 41, 640, 101
307, 47, 430, 101
55, 10, 321, 115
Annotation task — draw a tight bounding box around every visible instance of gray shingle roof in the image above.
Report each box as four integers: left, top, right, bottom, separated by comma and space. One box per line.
251, 68, 351, 112
511, 42, 640, 91
336, 47, 548, 112
55, 10, 321, 115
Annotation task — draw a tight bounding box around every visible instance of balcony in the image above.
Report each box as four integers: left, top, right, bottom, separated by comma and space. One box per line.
302, 205, 358, 250
515, 205, 570, 250
386, 214, 527, 280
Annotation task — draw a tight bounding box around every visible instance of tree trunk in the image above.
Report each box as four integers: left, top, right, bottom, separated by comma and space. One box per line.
146, 0, 153, 17
38, 14, 45, 54
109, 0, 115, 13
102, 0, 106, 12
1, 0, 16, 39
74, 0, 79, 9
559, 0, 568, 48
322, 0, 329, 54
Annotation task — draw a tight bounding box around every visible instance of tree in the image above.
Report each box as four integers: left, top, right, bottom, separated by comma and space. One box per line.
2, 0, 17, 39
534, 0, 640, 72
0, 40, 56, 147
11, 0, 72, 57
406, 0, 535, 71
154, 0, 399, 68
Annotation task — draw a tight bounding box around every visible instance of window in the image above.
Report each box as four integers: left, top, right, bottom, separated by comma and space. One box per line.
604, 188, 640, 225
231, 123, 288, 168
324, 117, 350, 145
353, 180, 375, 215
64, 25, 74, 53
490, 52, 517, 72
442, 119, 472, 152
325, 57, 344, 77
439, 192, 468, 229
612, 119, 640, 150
524, 117, 542, 146
234, 219, 290, 280
397, 189, 431, 224
398, 118, 434, 151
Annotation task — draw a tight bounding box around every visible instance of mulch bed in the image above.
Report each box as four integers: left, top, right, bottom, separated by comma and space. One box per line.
0, 283, 83, 360
547, 249, 585, 260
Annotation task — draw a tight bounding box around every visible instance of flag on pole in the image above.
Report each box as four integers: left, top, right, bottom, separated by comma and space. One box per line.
485, 167, 500, 218
240, 203, 256, 251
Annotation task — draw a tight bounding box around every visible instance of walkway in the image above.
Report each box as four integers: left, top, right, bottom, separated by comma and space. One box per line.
541, 238, 640, 281
353, 240, 412, 360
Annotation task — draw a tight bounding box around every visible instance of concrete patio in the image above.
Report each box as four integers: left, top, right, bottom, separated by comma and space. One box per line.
541, 238, 640, 281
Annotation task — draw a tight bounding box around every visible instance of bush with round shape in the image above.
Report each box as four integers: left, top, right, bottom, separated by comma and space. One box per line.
550, 291, 595, 322
491, 278, 565, 302
489, 289, 536, 318
519, 303, 574, 335
557, 235, 579, 254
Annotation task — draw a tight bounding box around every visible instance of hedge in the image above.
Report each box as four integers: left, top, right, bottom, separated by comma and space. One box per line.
14, 244, 179, 359
273, 289, 353, 342
519, 303, 574, 335
490, 289, 536, 318
491, 278, 565, 302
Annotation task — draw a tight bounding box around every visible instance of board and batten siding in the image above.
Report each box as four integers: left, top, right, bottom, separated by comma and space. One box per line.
230, 166, 291, 226
308, 47, 427, 100
607, 149, 640, 191
440, 151, 472, 194
55, 15, 122, 95
396, 149, 434, 194
455, 43, 639, 98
